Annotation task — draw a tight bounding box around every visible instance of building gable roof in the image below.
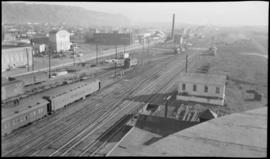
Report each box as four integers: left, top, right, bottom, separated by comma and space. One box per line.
179, 73, 226, 86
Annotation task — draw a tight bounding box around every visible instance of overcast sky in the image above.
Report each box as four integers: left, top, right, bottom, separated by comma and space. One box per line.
10, 1, 269, 26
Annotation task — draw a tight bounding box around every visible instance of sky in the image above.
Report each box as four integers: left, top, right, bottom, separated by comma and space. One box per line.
9, 1, 269, 26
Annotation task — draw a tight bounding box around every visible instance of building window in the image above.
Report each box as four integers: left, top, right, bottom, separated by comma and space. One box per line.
216, 87, 220, 94
204, 85, 208, 93
182, 84, 186, 90
38, 108, 43, 114
193, 84, 197, 91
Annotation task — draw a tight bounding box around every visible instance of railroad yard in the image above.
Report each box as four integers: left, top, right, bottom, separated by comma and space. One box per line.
2, 41, 195, 156
2, 2, 268, 157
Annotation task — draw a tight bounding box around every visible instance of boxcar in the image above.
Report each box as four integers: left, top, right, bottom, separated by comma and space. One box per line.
1, 79, 24, 101
2, 98, 49, 136
43, 79, 100, 113
13, 71, 48, 86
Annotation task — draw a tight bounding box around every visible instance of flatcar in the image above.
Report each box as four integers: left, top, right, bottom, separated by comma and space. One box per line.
43, 79, 100, 113
2, 98, 49, 136
2, 78, 24, 102
11, 71, 48, 86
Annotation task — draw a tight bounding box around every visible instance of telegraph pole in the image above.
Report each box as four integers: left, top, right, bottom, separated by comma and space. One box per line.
142, 39, 145, 53
147, 38, 150, 54
73, 46, 75, 66
164, 95, 172, 118
48, 46, 51, 78
26, 48, 30, 72
96, 43, 98, 65
115, 44, 118, 78
185, 54, 188, 73
31, 43, 34, 71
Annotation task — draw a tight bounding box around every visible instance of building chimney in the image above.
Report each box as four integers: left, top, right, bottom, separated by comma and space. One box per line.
171, 13, 175, 40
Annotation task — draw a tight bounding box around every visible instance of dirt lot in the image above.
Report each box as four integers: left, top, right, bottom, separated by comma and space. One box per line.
189, 27, 268, 113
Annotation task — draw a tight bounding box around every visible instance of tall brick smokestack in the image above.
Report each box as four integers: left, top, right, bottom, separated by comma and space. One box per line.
171, 13, 175, 40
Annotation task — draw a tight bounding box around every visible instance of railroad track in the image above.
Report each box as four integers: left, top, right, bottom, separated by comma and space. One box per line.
46, 53, 196, 157
42, 56, 176, 156
2, 54, 177, 157
80, 53, 197, 156
1, 66, 122, 107
47, 67, 167, 156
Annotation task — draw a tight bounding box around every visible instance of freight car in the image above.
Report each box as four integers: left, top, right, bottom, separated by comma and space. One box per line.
43, 79, 100, 113
2, 98, 49, 136
11, 71, 48, 86
2, 79, 101, 136
1, 78, 24, 102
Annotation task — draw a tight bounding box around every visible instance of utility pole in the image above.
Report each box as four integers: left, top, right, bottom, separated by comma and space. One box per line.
164, 95, 172, 118
143, 39, 145, 53
115, 44, 118, 78
73, 46, 75, 66
171, 13, 175, 40
26, 48, 30, 72
48, 46, 51, 79
96, 43, 98, 65
147, 38, 149, 54
185, 54, 188, 73
31, 43, 34, 71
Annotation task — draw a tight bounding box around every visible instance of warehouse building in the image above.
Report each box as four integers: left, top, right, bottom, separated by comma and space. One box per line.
31, 37, 49, 54
49, 30, 71, 52
177, 73, 226, 106
2, 46, 33, 72
94, 32, 133, 45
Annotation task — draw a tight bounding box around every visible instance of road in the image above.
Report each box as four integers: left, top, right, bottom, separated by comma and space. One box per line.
8, 41, 161, 77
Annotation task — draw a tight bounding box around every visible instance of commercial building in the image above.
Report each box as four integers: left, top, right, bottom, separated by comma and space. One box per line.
49, 30, 71, 52
177, 73, 226, 106
2, 46, 33, 72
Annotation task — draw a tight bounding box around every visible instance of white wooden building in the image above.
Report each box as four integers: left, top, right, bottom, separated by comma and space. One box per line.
177, 73, 226, 106
49, 30, 71, 52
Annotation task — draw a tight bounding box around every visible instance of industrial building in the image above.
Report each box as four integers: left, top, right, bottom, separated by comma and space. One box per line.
31, 37, 49, 54
49, 30, 71, 52
108, 107, 267, 157
3, 31, 17, 41
2, 46, 33, 72
177, 73, 226, 106
94, 32, 133, 45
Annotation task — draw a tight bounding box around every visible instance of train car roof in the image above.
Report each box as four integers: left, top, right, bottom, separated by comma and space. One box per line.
12, 71, 48, 78
2, 79, 24, 86
42, 78, 100, 98
1, 78, 100, 120
2, 98, 49, 121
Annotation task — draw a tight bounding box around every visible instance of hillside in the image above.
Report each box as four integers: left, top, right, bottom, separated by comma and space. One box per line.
2, 3, 130, 26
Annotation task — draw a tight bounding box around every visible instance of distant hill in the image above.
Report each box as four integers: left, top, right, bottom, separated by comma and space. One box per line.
2, 3, 130, 26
